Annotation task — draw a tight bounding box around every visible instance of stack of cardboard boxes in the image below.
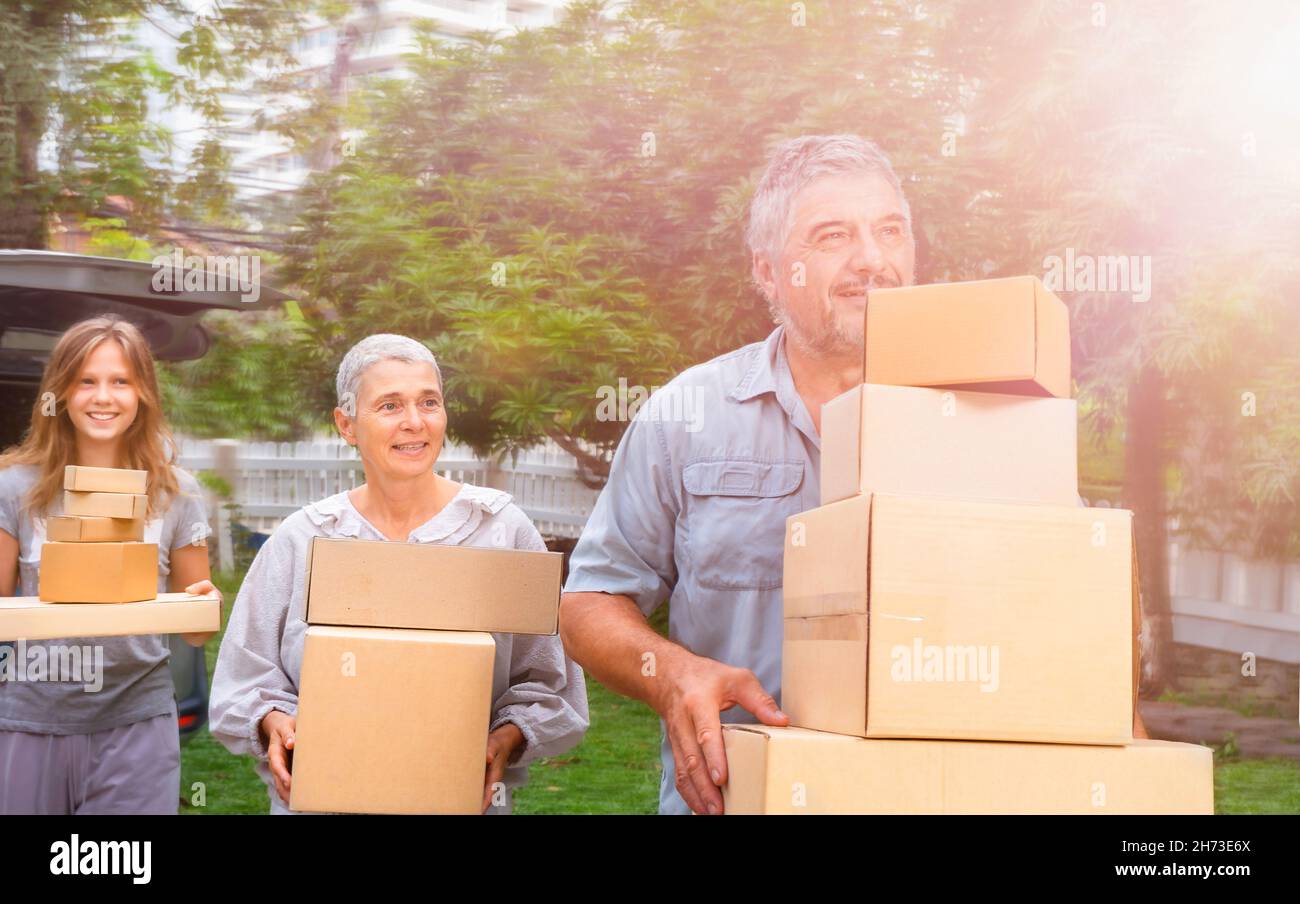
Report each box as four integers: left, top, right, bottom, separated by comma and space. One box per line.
288, 537, 564, 815
0, 465, 220, 639
41, 466, 156, 603
722, 276, 1214, 814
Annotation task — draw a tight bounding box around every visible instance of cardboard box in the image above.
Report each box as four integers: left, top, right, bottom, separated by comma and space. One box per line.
290, 625, 495, 815
0, 592, 219, 641
722, 725, 1213, 814
864, 276, 1071, 398
64, 465, 148, 494
782, 494, 1135, 744
38, 541, 159, 602
46, 515, 145, 543
64, 491, 148, 520
820, 383, 1079, 506
305, 537, 562, 635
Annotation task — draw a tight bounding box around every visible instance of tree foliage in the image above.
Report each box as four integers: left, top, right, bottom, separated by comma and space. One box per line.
266, 0, 985, 473
0, 0, 310, 247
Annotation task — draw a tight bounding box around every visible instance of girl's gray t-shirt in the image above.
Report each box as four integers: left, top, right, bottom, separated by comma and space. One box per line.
0, 463, 210, 734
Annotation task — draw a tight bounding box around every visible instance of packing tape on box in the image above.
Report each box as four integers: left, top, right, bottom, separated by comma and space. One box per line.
784, 612, 927, 641
785, 590, 928, 622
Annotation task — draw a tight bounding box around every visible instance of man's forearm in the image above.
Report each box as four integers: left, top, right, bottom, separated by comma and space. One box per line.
559, 591, 691, 714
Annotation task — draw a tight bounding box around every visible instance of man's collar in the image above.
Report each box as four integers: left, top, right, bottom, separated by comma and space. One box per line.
727, 325, 787, 403
727, 324, 822, 449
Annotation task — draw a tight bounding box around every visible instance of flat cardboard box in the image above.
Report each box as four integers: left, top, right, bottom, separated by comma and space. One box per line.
64, 491, 148, 520
722, 725, 1213, 814
46, 515, 145, 543
290, 625, 495, 815
820, 382, 1079, 506
64, 465, 148, 494
39, 541, 159, 602
0, 592, 219, 641
305, 537, 562, 634
782, 493, 1135, 744
864, 276, 1071, 398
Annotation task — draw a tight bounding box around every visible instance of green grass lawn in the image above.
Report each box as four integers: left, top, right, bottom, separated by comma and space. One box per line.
1214, 758, 1300, 814
182, 566, 1300, 815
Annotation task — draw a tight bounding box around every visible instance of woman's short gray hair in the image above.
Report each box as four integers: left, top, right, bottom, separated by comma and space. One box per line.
746, 134, 911, 269
335, 333, 443, 410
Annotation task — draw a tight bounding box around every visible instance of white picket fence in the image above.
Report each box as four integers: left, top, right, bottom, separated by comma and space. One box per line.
175, 436, 602, 564
1167, 540, 1300, 665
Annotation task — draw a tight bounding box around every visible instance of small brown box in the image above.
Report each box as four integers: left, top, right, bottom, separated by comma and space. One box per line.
64, 465, 148, 494
290, 626, 495, 815
38, 541, 158, 602
46, 515, 145, 543
864, 276, 1071, 399
64, 491, 148, 520
304, 537, 562, 635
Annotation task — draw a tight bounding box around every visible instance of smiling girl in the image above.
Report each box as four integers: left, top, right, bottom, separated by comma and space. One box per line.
0, 315, 219, 815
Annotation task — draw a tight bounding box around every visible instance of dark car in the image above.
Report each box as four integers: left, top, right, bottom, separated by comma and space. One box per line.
0, 249, 290, 741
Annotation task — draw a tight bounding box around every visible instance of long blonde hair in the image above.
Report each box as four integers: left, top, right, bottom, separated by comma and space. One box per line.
0, 316, 180, 517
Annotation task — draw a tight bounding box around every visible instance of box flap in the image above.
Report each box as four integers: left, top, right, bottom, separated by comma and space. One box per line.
721, 725, 770, 814
1131, 521, 1141, 715
783, 495, 871, 618
819, 385, 864, 505
1032, 276, 1072, 399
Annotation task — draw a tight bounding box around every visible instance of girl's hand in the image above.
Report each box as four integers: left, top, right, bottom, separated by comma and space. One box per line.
482, 722, 525, 813
180, 579, 221, 647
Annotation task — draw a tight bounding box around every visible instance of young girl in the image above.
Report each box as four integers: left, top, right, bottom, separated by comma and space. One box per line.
0, 315, 220, 815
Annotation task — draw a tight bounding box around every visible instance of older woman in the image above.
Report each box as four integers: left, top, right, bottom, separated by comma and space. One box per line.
208, 334, 588, 814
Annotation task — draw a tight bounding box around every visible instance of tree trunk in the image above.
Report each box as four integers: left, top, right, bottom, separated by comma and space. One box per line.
0, 4, 57, 249
4, 98, 49, 249
1124, 366, 1176, 696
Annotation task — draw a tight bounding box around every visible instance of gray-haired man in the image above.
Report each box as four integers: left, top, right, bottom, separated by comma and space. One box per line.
560, 135, 917, 814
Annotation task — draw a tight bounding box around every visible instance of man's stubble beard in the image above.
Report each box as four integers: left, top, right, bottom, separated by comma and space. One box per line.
772, 291, 866, 360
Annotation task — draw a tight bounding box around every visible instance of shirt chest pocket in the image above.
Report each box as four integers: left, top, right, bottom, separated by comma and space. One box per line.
682, 459, 806, 591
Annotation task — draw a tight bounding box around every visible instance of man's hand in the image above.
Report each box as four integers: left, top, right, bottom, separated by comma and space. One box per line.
560, 591, 788, 816
259, 710, 296, 804
482, 722, 525, 813
652, 649, 788, 816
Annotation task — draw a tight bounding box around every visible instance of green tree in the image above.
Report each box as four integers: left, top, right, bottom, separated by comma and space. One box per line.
268, 0, 984, 475
0, 0, 309, 248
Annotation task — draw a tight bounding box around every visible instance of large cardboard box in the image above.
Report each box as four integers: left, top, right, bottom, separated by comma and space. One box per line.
782, 494, 1136, 744
64, 491, 148, 520
864, 276, 1071, 398
0, 592, 219, 641
722, 725, 1213, 814
64, 465, 148, 494
820, 383, 1079, 506
38, 541, 159, 603
46, 515, 145, 543
305, 537, 562, 635
290, 625, 495, 815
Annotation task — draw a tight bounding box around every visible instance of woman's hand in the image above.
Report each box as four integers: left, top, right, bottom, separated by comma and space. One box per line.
482, 722, 525, 813
260, 710, 297, 804
180, 579, 222, 647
